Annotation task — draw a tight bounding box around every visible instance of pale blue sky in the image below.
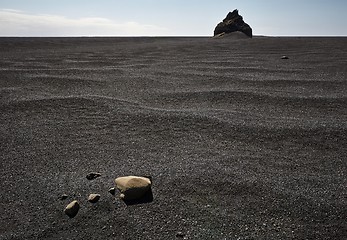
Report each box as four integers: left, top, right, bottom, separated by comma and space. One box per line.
0, 0, 346, 36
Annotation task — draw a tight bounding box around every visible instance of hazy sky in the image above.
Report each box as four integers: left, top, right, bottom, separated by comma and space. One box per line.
0, 0, 346, 36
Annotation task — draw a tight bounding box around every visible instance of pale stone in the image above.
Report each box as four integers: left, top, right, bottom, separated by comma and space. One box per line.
115, 176, 151, 200
64, 200, 79, 218
88, 194, 100, 203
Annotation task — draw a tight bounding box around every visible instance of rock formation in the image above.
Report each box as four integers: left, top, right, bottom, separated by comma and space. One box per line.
214, 9, 252, 38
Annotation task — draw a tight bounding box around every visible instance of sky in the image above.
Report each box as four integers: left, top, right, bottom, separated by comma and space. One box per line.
0, 0, 346, 37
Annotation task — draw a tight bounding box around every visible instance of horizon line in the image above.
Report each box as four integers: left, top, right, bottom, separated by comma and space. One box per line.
1, 35, 347, 38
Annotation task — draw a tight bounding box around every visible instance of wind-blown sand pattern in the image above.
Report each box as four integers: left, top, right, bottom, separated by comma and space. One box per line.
0, 37, 346, 239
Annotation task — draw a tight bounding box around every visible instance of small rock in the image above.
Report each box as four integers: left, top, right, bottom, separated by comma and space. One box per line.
115, 176, 151, 200
64, 200, 80, 218
60, 194, 68, 200
176, 232, 185, 238
108, 187, 116, 195
86, 172, 101, 180
88, 194, 101, 203
281, 56, 289, 59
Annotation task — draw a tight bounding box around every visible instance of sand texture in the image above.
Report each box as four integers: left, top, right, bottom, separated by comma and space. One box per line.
0, 37, 346, 239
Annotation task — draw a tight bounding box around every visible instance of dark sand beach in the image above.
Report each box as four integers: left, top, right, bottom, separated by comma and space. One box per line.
0, 37, 346, 239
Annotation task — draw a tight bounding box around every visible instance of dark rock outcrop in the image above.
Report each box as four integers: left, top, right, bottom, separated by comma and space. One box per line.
214, 9, 252, 38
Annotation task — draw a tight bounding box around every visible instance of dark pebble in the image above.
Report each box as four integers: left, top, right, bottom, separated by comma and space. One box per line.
108, 187, 116, 195
60, 194, 68, 200
176, 232, 185, 238
86, 172, 101, 180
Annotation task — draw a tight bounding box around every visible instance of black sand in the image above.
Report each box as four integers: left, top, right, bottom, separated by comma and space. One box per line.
0, 37, 346, 239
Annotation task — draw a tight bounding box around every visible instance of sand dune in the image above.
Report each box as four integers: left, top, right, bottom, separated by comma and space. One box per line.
0, 37, 346, 239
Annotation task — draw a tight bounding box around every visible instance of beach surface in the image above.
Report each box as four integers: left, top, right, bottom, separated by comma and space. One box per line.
0, 37, 346, 239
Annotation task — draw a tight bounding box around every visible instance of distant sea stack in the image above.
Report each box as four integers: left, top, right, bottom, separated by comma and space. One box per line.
214, 9, 253, 38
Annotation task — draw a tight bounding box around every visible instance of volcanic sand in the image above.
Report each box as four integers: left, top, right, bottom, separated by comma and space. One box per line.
0, 37, 346, 239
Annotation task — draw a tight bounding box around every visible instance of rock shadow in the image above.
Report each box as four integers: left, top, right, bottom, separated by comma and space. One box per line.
123, 188, 153, 206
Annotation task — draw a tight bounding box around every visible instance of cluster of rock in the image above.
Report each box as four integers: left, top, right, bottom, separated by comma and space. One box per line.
214, 9, 252, 38
62, 173, 152, 218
